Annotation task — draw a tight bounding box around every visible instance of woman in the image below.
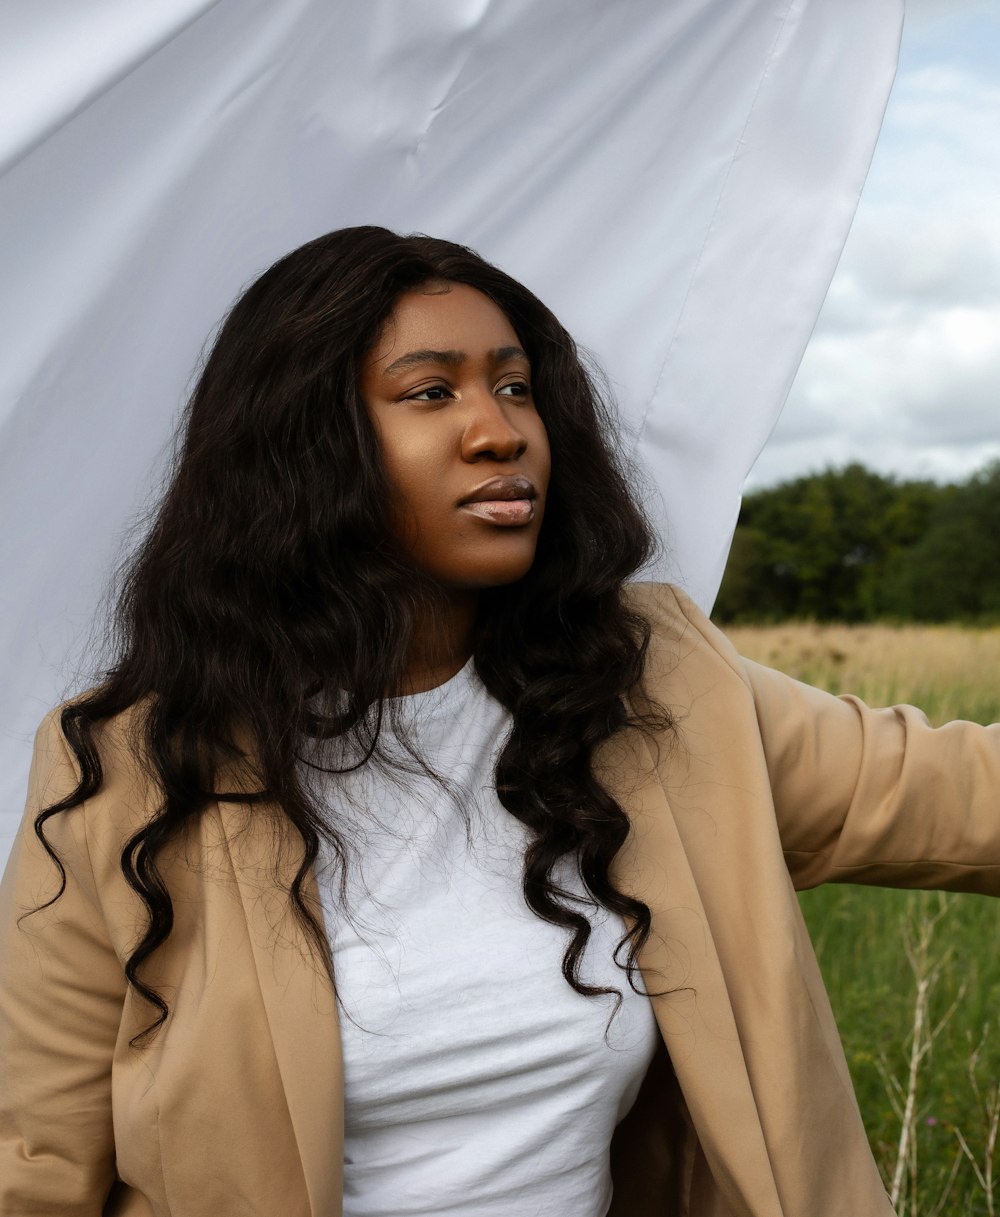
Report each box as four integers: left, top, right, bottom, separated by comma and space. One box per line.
1, 226, 998, 1217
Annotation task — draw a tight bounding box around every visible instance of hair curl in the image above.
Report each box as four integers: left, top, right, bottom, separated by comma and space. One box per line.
35, 225, 673, 1040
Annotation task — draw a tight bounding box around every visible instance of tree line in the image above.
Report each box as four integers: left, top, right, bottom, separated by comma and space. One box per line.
713, 461, 1000, 623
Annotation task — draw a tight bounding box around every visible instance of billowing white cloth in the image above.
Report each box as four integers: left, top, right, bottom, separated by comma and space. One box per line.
0, 0, 902, 857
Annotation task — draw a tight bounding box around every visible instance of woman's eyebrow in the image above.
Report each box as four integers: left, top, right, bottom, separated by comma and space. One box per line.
382, 349, 463, 376
381, 345, 529, 377
494, 345, 529, 365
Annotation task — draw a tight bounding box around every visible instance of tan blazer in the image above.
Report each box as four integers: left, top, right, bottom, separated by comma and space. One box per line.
3, 583, 1000, 1217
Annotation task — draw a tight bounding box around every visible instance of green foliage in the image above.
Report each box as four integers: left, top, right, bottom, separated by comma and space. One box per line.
715, 461, 1000, 623
876, 467, 1000, 621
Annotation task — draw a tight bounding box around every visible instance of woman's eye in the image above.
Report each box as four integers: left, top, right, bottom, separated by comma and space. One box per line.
407, 385, 452, 401
498, 381, 530, 399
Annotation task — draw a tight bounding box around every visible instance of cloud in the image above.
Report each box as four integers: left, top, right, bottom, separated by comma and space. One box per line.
905, 0, 994, 27
749, 43, 1000, 489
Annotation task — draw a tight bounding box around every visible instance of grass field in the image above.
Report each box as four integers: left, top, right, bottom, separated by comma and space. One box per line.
724, 623, 1000, 1216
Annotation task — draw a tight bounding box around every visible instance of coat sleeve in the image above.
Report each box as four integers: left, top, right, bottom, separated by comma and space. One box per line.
743, 656, 1000, 894
641, 582, 1000, 895
0, 711, 125, 1216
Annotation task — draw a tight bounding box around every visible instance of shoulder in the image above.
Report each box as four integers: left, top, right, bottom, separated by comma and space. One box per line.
24, 700, 161, 870
623, 581, 753, 699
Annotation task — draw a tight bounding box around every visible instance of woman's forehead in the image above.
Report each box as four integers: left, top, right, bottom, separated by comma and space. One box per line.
366, 283, 523, 374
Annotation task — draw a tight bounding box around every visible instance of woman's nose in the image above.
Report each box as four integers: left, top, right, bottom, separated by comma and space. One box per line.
461, 391, 528, 462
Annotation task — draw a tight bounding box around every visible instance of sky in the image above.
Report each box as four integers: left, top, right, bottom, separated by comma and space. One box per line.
746, 0, 1000, 489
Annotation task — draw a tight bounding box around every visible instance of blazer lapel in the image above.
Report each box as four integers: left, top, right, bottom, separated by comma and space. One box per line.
219, 801, 344, 1217
602, 728, 785, 1217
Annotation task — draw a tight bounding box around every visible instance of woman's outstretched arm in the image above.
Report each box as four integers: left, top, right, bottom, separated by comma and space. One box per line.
745, 655, 1000, 894
640, 582, 1000, 896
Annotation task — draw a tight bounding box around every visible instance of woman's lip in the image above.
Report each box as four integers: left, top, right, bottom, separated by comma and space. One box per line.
458, 499, 535, 525
459, 475, 537, 505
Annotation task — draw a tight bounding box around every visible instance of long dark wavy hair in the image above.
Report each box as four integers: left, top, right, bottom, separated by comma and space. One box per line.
35, 225, 672, 1040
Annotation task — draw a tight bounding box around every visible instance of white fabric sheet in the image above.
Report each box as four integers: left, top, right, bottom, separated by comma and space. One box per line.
0, 0, 902, 856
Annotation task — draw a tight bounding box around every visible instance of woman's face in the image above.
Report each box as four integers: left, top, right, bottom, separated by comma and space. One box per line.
360, 281, 551, 591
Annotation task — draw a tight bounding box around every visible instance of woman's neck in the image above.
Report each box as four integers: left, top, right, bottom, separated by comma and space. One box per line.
396, 589, 478, 695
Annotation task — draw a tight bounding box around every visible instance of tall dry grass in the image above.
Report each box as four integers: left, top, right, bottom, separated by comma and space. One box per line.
725, 621, 1000, 727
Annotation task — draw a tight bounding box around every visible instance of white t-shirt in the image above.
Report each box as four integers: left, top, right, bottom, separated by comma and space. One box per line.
313, 659, 659, 1217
